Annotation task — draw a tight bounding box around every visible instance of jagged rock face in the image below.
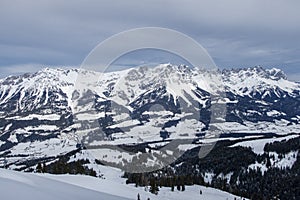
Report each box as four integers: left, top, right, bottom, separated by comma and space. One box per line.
0, 65, 299, 169
222, 66, 300, 124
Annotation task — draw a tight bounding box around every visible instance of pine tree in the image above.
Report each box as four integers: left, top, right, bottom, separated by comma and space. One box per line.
137, 193, 140, 200
149, 178, 159, 195
266, 157, 271, 168
42, 162, 47, 173
36, 163, 42, 173
181, 184, 185, 191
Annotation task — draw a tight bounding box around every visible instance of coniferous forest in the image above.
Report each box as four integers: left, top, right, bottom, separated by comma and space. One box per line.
33, 136, 300, 200
124, 137, 300, 200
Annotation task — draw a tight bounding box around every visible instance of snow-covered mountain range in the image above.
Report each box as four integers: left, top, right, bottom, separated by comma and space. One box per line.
0, 65, 299, 170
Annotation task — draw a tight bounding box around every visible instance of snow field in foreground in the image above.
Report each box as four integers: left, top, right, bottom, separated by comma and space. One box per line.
0, 168, 246, 200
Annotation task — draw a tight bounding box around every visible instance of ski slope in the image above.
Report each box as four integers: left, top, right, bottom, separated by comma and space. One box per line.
0, 168, 130, 200
0, 168, 246, 200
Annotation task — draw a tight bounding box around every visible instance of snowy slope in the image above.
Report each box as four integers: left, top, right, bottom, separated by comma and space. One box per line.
0, 168, 130, 200
0, 168, 246, 200
231, 134, 299, 154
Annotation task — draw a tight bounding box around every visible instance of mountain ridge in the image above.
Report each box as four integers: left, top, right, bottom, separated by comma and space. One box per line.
0, 64, 299, 171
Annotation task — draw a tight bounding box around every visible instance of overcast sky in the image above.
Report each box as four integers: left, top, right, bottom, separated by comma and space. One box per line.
0, 0, 299, 81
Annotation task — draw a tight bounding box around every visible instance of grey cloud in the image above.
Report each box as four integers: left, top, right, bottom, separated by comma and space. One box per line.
0, 0, 299, 80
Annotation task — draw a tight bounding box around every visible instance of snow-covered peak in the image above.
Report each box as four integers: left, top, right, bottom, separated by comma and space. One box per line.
223, 66, 287, 81
0, 67, 77, 87
222, 66, 299, 97
266, 68, 287, 80
0, 65, 298, 111
106, 64, 223, 107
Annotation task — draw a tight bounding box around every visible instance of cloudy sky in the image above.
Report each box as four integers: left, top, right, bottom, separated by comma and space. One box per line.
0, 0, 299, 81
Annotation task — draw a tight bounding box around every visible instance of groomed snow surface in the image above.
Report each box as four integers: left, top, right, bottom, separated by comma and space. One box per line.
0, 168, 246, 200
